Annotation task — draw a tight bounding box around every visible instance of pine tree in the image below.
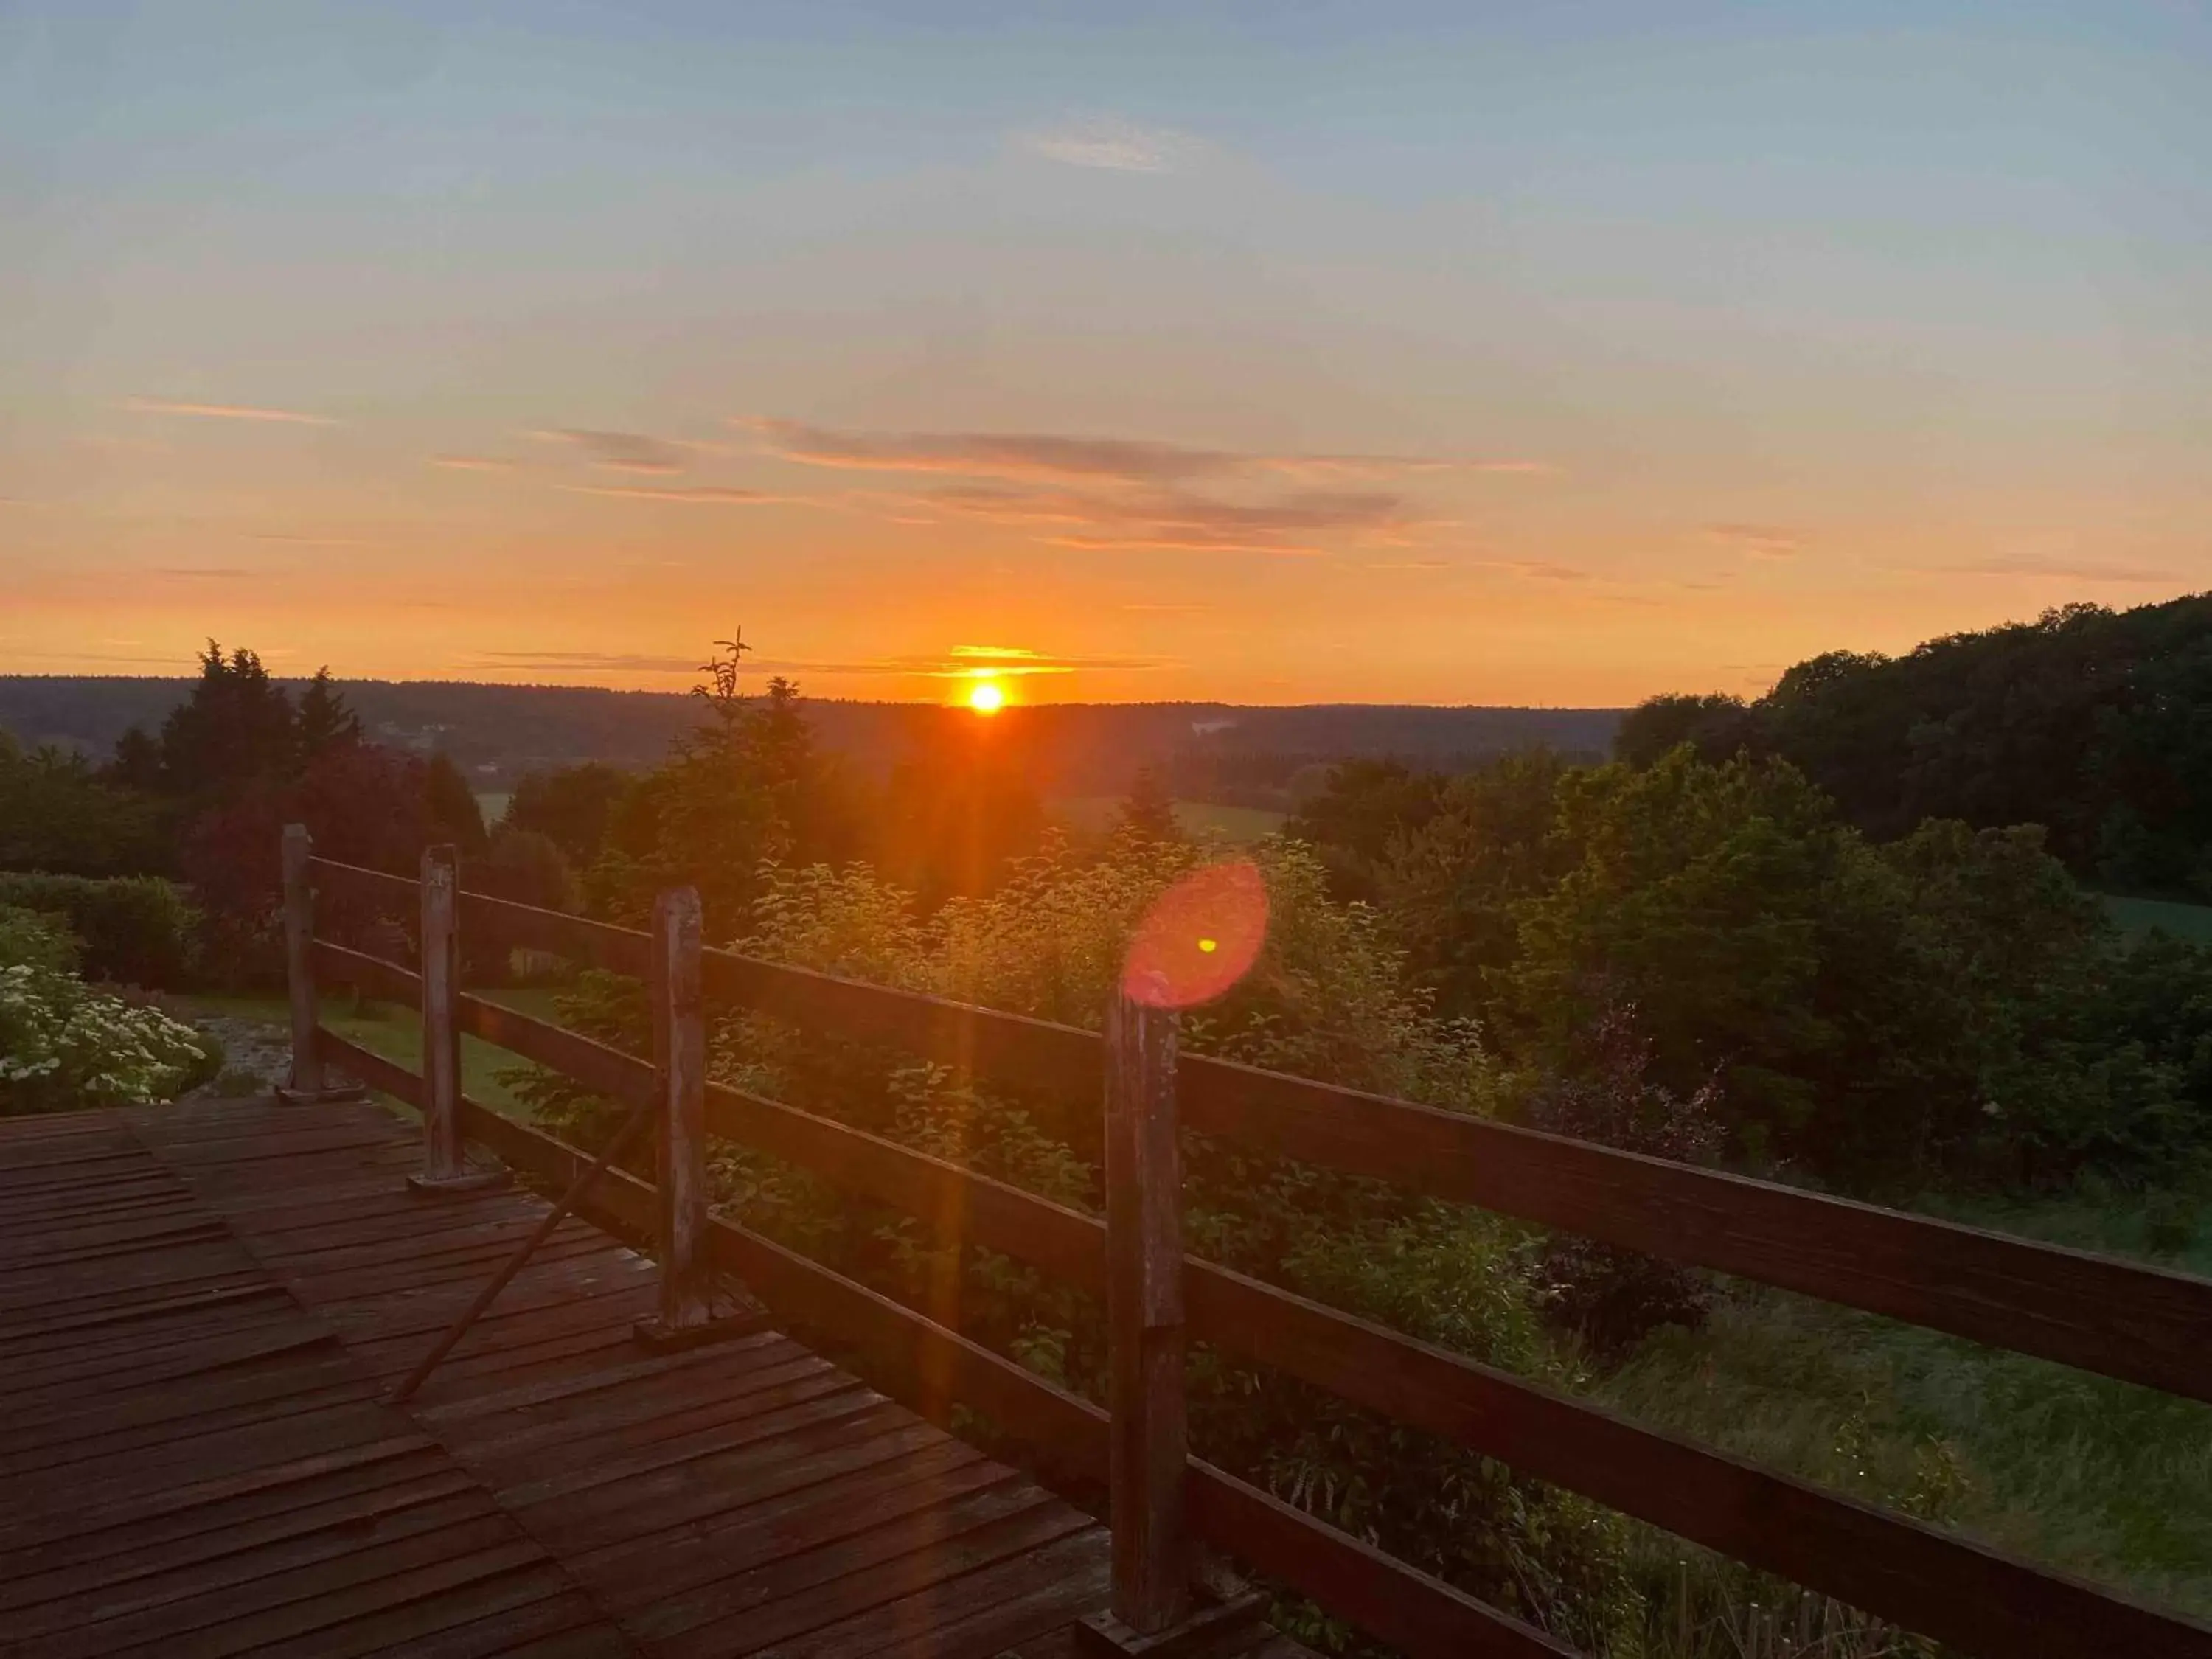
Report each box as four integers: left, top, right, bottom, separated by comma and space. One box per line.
1116, 765, 1182, 845
156, 641, 297, 800
296, 667, 362, 759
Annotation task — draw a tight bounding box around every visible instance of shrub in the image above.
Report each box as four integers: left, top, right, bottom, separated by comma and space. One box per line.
0, 874, 200, 989
0, 907, 216, 1111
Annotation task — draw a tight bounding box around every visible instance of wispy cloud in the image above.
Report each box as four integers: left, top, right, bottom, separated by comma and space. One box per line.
155, 567, 254, 580
1363, 559, 1453, 571
558, 484, 786, 505
1019, 116, 1197, 173
474, 650, 707, 675
122, 397, 335, 426
1475, 559, 1593, 582
431, 454, 515, 473
530, 428, 690, 474
1706, 522, 1803, 560
915, 481, 1429, 555
741, 417, 1545, 487
473, 646, 1165, 681
1909, 554, 2181, 584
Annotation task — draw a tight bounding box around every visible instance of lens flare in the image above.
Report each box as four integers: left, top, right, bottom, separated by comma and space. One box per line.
1121, 860, 1267, 1008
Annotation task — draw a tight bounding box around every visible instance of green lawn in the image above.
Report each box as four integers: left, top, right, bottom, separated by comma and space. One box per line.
181, 987, 565, 1121
474, 791, 512, 825
2102, 892, 2212, 945
1049, 796, 1288, 844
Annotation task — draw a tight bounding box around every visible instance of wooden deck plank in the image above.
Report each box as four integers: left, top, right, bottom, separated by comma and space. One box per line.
0, 1099, 1286, 1659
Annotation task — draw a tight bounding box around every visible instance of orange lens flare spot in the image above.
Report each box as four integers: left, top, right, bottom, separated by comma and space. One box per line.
1122, 861, 1267, 1009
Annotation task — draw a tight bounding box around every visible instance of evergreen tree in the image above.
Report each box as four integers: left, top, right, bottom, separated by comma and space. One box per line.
296, 667, 362, 759
1114, 765, 1182, 845
156, 641, 297, 801
105, 726, 164, 793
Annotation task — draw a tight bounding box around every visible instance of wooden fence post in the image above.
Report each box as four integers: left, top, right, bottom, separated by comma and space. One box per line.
636, 886, 762, 1352
278, 824, 324, 1100
1101, 988, 1190, 1634
409, 844, 498, 1194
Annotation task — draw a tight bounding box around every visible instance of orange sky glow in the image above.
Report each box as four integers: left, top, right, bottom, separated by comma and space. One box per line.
5, 7, 2208, 705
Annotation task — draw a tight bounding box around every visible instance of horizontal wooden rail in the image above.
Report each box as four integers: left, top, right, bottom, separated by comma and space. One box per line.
306, 855, 419, 908
316, 1029, 425, 1109
437, 884, 2212, 1408
462, 1096, 1566, 1658
372, 984, 2212, 1659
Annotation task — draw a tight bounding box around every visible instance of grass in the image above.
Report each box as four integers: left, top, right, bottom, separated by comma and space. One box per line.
177, 986, 563, 1122
474, 790, 512, 824
1049, 796, 1288, 844
1596, 1189, 2212, 1637
2101, 892, 2212, 945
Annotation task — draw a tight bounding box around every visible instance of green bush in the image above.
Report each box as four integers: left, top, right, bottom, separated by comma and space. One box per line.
0, 874, 200, 989
1, 907, 217, 1112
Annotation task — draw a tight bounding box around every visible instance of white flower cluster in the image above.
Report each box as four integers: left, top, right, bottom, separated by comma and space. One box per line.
0, 959, 209, 1110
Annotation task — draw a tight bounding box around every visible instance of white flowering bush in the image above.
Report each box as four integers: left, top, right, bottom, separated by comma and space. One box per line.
0, 907, 215, 1113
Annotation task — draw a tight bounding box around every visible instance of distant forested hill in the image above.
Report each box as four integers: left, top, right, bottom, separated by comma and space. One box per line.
1617, 594, 2212, 893
0, 675, 1621, 799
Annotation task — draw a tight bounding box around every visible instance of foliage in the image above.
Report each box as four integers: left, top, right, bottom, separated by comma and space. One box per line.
1620, 595, 2212, 895
1375, 748, 1579, 1020
519, 833, 1638, 1652
0, 907, 215, 1112
1520, 1004, 1727, 1356
504, 762, 633, 862
589, 647, 863, 934
1114, 765, 1182, 846
1284, 757, 1445, 902
425, 752, 488, 855
0, 873, 201, 989
1499, 748, 2171, 1186
181, 742, 439, 987
153, 642, 306, 804
0, 731, 171, 877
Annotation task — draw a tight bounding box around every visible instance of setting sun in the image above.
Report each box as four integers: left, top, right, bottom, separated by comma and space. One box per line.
967, 680, 1004, 715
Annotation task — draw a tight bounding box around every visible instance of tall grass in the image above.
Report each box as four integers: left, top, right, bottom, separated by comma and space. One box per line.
1598, 1192, 2212, 1655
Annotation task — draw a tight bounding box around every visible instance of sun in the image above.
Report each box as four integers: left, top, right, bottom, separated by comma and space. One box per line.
967, 679, 1005, 715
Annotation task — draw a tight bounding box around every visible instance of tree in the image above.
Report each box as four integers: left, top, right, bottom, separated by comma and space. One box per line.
156, 642, 297, 801
105, 726, 164, 793
0, 738, 169, 877
1284, 758, 1445, 901
1613, 692, 1758, 768
1113, 765, 1181, 845
423, 752, 488, 855
505, 762, 632, 863
296, 667, 362, 759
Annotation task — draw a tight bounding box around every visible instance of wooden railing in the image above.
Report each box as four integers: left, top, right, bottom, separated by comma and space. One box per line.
282, 832, 2212, 1659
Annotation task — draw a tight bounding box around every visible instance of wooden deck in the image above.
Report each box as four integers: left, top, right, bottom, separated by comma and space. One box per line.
0, 1098, 1303, 1659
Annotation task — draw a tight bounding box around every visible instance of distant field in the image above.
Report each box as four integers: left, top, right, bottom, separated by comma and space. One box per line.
474, 791, 512, 824
1050, 796, 1288, 844
2101, 893, 2212, 943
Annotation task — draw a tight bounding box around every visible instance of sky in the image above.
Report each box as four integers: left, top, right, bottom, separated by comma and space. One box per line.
4, 1, 2208, 706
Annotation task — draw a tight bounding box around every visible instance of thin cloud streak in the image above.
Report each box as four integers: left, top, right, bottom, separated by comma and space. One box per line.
122, 397, 336, 426
558, 484, 787, 505
1706, 521, 1803, 559
1019, 117, 1196, 173
1916, 555, 2182, 583
742, 417, 1549, 487
431, 455, 515, 472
